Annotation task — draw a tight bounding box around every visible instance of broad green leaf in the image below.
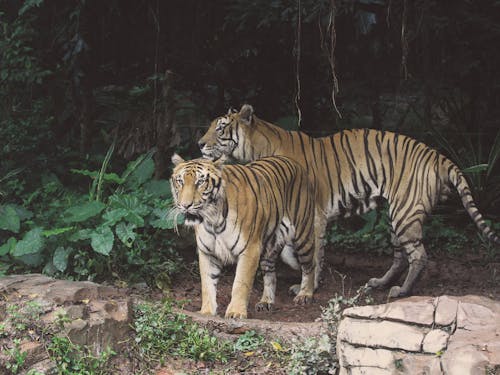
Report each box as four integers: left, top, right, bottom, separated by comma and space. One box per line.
68, 228, 93, 242
0, 204, 20, 233
108, 194, 149, 227
462, 164, 488, 174
143, 179, 171, 198
53, 247, 72, 272
90, 226, 114, 255
115, 222, 136, 247
123, 155, 155, 188
43, 226, 74, 237
150, 208, 183, 229
0, 237, 16, 256
102, 208, 128, 226
62, 201, 105, 223
11, 227, 44, 256
12, 205, 33, 221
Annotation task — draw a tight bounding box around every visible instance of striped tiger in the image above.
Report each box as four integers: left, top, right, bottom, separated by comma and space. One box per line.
170, 154, 317, 319
198, 104, 500, 298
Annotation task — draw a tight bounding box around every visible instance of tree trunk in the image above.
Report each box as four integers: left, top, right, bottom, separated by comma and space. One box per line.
155, 70, 179, 179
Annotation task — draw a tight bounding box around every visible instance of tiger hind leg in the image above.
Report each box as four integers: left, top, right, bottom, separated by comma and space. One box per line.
292, 239, 316, 305
288, 211, 327, 296
255, 240, 281, 312
388, 239, 427, 298
370, 213, 428, 298
367, 232, 408, 290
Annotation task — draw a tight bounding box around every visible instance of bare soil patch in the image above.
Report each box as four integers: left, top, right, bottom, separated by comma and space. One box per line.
170, 245, 500, 322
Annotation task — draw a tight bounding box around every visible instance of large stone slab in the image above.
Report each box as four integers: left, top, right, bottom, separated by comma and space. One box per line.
337, 295, 500, 374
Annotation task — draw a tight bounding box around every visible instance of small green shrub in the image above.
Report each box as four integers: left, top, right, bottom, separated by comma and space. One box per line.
233, 330, 265, 352
133, 300, 230, 364
47, 336, 115, 375
287, 286, 373, 375
4, 338, 28, 374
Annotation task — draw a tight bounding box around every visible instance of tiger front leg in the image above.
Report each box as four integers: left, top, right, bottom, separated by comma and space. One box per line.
225, 245, 260, 319
198, 250, 222, 316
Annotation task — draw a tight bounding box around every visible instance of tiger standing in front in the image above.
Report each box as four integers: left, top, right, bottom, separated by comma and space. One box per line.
198, 104, 500, 299
170, 154, 317, 319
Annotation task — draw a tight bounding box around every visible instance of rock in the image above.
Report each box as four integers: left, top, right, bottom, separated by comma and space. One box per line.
422, 329, 449, 354
0, 274, 133, 373
337, 318, 425, 351
343, 296, 435, 326
435, 295, 458, 326
336, 295, 500, 374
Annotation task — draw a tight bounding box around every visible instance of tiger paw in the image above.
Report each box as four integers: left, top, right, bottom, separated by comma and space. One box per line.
255, 301, 275, 312
367, 277, 387, 289
293, 293, 314, 305
198, 308, 216, 316
388, 286, 408, 299
225, 303, 247, 319
288, 284, 301, 296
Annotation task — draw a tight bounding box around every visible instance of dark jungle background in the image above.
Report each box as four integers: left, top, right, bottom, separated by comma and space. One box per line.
1, 0, 499, 282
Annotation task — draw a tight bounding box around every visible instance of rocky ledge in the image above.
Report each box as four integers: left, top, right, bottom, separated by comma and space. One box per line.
337, 295, 500, 375
0, 274, 132, 374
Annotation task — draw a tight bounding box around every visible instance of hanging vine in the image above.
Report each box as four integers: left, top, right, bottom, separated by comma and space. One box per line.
319, 0, 342, 118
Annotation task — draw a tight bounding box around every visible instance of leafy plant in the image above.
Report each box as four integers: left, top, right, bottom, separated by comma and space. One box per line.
287, 286, 372, 375
47, 336, 115, 375
0, 151, 182, 284
133, 300, 230, 364
233, 330, 265, 352
4, 338, 28, 374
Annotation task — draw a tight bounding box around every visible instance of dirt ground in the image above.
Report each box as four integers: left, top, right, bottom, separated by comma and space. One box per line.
170, 245, 500, 322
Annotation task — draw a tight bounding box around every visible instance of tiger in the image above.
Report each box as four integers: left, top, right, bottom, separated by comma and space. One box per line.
198, 104, 500, 299
170, 153, 318, 319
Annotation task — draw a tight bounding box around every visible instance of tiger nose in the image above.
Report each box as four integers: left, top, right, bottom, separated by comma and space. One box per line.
198, 140, 206, 149
180, 202, 192, 210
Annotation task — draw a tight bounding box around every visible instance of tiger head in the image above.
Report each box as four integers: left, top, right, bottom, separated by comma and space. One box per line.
170, 154, 224, 226
198, 104, 255, 163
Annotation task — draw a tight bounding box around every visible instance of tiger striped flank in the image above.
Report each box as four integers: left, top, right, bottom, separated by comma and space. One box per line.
170, 154, 317, 319
198, 104, 500, 299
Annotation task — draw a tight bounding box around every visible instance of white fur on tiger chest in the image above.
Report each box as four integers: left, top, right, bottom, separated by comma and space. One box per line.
195, 214, 245, 266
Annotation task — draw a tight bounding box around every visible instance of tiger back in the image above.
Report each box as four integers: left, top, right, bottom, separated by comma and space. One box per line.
170, 154, 317, 319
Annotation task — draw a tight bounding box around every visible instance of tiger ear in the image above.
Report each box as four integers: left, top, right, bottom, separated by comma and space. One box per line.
227, 107, 238, 115
239, 104, 254, 125
171, 153, 185, 166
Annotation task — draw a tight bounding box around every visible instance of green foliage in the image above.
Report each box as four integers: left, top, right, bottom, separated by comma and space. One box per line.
133, 300, 230, 364
5, 301, 43, 335
424, 216, 468, 253
4, 338, 28, 374
0, 152, 182, 283
287, 335, 335, 375
47, 336, 115, 375
329, 206, 476, 255
328, 210, 391, 254
287, 286, 372, 375
233, 330, 265, 352
0, 0, 53, 162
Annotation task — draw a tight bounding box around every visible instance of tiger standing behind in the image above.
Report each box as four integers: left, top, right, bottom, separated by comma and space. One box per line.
198, 104, 500, 299
170, 154, 317, 319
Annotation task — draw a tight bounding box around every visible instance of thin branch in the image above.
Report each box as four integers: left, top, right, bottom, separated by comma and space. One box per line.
401, 0, 409, 80
294, 0, 302, 127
